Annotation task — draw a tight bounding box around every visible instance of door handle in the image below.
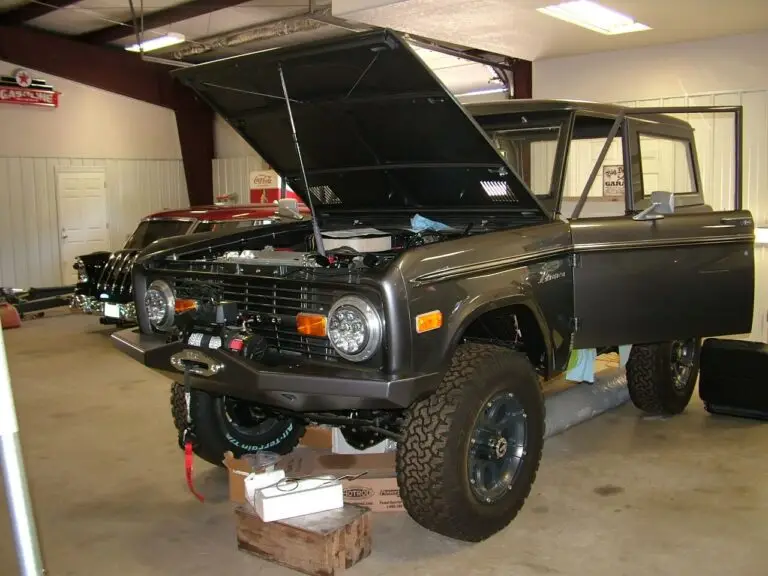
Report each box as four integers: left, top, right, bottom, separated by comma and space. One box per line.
720, 216, 751, 226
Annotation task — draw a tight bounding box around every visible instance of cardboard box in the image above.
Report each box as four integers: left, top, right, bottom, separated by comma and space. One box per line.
300, 425, 333, 449
223, 451, 285, 506
224, 447, 404, 512
279, 448, 404, 513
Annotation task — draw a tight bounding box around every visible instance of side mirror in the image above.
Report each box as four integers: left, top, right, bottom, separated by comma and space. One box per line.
276, 198, 303, 219
632, 191, 675, 221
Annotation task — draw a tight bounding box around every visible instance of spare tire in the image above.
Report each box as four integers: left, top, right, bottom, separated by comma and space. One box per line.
170, 382, 305, 467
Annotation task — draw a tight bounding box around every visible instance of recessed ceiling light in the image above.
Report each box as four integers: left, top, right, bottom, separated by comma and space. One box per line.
125, 32, 186, 53
537, 1, 651, 35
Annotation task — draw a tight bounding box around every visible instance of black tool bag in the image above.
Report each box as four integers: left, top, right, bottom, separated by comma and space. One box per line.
698, 338, 768, 421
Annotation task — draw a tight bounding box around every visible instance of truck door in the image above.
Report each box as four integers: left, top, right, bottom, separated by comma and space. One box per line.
569, 121, 755, 349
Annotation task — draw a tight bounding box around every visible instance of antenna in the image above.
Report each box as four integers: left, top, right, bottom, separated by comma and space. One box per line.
277, 62, 326, 257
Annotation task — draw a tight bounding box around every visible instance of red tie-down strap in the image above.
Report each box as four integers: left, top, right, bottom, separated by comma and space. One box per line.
184, 439, 205, 503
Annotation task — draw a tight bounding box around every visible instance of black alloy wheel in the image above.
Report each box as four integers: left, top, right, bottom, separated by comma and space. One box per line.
467, 391, 529, 504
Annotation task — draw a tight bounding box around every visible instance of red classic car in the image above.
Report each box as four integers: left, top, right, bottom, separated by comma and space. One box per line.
72, 200, 310, 325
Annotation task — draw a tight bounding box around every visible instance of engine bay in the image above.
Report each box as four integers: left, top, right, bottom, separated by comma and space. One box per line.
215, 223, 466, 272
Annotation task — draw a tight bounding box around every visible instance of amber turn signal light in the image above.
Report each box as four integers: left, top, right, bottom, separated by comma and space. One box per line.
415, 310, 443, 334
174, 299, 198, 314
296, 313, 327, 337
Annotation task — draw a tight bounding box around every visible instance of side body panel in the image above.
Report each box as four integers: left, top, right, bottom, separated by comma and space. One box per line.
570, 210, 755, 348
393, 221, 574, 379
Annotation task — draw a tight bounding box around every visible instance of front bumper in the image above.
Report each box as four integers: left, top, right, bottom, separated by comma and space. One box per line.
99, 300, 137, 324
111, 328, 441, 411
71, 294, 99, 314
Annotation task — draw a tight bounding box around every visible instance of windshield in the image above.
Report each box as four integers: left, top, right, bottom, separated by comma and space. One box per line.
123, 219, 193, 250
486, 124, 560, 199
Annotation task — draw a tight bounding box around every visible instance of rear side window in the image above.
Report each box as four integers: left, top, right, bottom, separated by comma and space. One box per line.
194, 219, 262, 233
638, 134, 697, 196
123, 219, 192, 249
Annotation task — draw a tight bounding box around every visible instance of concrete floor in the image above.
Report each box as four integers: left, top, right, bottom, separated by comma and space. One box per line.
1, 311, 768, 575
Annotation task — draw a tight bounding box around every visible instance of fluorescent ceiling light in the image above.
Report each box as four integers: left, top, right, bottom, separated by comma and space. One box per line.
456, 86, 509, 98
125, 32, 185, 53
537, 1, 651, 35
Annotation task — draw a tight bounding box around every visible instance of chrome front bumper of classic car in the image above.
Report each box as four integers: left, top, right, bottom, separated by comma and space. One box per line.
99, 300, 136, 323
71, 296, 136, 323
110, 328, 441, 412
70, 294, 100, 314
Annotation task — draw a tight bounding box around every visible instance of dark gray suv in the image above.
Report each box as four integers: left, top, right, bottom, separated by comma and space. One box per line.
111, 29, 754, 542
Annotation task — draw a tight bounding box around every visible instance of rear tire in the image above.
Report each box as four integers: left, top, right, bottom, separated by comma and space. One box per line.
396, 343, 545, 542
170, 383, 305, 467
626, 339, 701, 415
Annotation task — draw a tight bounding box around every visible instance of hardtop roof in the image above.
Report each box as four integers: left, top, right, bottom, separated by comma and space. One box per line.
466, 99, 693, 130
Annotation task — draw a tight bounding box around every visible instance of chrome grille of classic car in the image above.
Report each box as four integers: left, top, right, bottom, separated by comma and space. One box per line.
96, 250, 140, 298
171, 272, 341, 360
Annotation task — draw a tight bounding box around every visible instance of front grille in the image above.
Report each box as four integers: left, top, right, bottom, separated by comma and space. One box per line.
170, 270, 353, 361
97, 250, 139, 299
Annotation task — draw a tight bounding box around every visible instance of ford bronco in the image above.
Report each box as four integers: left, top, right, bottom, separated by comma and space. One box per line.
110, 30, 754, 542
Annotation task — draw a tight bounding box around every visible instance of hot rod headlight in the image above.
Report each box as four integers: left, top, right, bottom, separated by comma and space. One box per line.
144, 279, 175, 331
73, 258, 88, 283
327, 295, 382, 362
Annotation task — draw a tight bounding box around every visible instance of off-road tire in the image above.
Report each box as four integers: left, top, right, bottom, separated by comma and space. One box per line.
396, 343, 545, 542
626, 340, 701, 415
170, 383, 305, 467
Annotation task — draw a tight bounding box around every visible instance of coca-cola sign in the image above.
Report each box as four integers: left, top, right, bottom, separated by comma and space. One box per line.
0, 69, 60, 108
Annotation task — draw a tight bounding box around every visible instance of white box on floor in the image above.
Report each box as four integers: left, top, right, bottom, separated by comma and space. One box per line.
250, 475, 344, 522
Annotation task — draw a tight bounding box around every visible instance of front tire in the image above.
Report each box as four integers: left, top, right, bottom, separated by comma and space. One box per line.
170, 383, 305, 467
626, 339, 701, 415
396, 343, 545, 542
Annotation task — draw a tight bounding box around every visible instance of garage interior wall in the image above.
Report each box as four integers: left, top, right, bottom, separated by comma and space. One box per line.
0, 60, 190, 288
534, 30, 768, 343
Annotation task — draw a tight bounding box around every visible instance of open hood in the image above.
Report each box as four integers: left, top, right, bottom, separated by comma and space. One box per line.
172, 29, 546, 216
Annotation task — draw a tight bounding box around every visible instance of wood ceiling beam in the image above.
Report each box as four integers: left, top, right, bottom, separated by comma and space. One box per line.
78, 0, 253, 45
0, 24, 214, 206
511, 58, 532, 99
0, 0, 80, 25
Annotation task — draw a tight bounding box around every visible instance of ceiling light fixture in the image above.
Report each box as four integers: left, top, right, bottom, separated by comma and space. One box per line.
125, 32, 186, 53
537, 1, 651, 35
456, 86, 509, 98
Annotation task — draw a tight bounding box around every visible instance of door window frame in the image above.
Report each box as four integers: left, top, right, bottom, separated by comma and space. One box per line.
625, 117, 705, 211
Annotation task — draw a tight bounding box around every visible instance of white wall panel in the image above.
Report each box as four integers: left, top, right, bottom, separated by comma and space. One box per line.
0, 157, 188, 288
213, 156, 266, 204
0, 60, 181, 159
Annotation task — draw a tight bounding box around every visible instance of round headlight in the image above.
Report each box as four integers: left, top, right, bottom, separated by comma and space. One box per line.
144, 279, 175, 331
73, 258, 88, 283
327, 295, 382, 362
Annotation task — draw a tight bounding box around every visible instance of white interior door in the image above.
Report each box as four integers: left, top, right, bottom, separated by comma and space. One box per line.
56, 168, 109, 285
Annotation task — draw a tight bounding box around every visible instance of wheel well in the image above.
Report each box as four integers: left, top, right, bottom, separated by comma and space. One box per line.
460, 305, 548, 374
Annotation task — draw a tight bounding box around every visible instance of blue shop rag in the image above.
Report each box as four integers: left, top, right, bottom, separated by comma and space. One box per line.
410, 213, 453, 232
565, 345, 632, 383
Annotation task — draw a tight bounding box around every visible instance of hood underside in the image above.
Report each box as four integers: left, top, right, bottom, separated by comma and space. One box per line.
172, 29, 546, 216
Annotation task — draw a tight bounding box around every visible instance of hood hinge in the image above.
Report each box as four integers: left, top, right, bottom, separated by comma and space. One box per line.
569, 316, 581, 332
569, 253, 581, 267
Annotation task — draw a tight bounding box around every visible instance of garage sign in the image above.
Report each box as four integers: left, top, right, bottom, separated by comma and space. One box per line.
602, 164, 624, 198
0, 69, 60, 108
